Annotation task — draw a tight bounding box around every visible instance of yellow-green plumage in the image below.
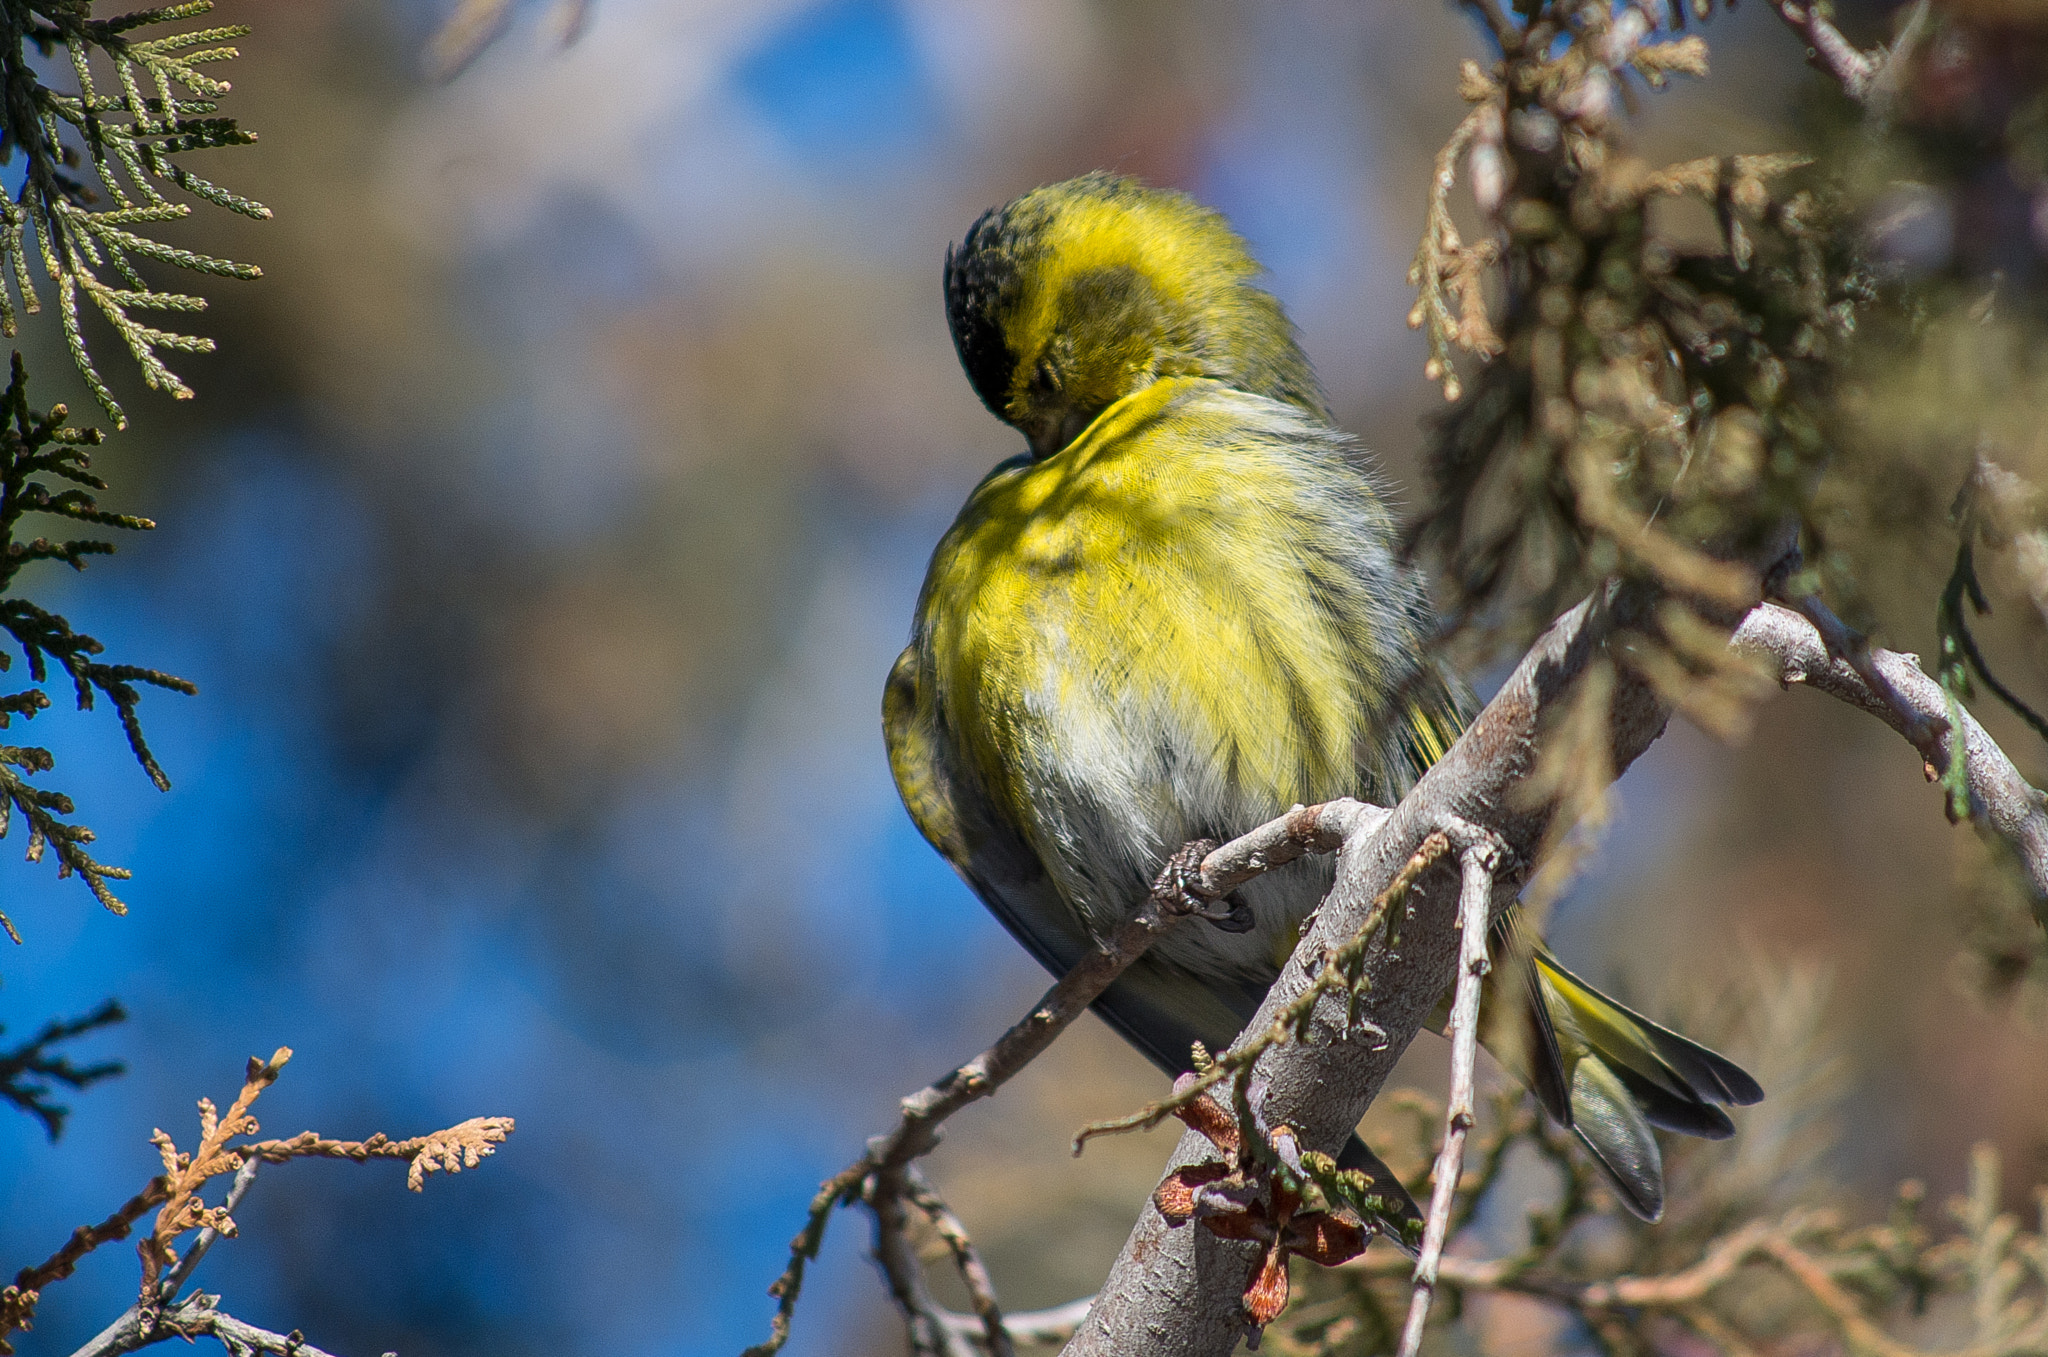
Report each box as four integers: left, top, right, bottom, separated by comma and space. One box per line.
887, 174, 1758, 1232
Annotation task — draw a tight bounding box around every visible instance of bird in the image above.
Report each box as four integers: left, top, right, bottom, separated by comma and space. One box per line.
883, 172, 1759, 1239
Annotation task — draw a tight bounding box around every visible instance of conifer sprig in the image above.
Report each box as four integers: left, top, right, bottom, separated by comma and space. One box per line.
0, 351, 193, 932
0, 0, 266, 427
0, 998, 125, 1140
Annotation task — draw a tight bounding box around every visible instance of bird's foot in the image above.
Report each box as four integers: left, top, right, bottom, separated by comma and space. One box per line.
1151, 838, 1257, 933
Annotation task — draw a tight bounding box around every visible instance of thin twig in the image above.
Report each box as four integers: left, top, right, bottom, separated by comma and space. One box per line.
940, 1296, 1094, 1349
65, 1159, 264, 1357
747, 809, 1354, 1357
1768, 1, 1876, 97
1396, 819, 1504, 1357
905, 1166, 1016, 1357
1731, 602, 2048, 902
1346, 1217, 1777, 1307
870, 1167, 969, 1357
1768, 0, 1928, 108
1, 1179, 168, 1345
1346, 1198, 2048, 1357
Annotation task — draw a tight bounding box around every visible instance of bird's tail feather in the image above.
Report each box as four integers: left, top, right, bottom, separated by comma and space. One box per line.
1565, 1053, 1667, 1221
1532, 948, 1764, 1111
1525, 943, 1761, 1220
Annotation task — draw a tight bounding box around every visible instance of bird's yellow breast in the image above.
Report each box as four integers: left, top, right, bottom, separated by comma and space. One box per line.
915, 378, 1406, 932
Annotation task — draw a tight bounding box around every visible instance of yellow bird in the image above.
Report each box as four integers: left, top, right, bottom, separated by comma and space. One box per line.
884, 173, 1758, 1235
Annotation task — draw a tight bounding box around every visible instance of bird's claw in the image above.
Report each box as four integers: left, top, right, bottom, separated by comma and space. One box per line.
1198, 898, 1258, 933
1151, 838, 1259, 933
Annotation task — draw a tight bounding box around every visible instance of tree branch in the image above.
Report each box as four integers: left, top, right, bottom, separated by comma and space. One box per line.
65, 1158, 262, 1357
104, 1290, 361, 1357
942, 1298, 1094, 1349
1396, 821, 1504, 1357
870, 1166, 971, 1357
1730, 602, 2048, 902
1069, 585, 1672, 1354
1778, 590, 1942, 756
1068, 593, 2046, 1352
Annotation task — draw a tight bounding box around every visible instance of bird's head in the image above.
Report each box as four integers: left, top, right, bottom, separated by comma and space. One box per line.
944, 173, 1327, 459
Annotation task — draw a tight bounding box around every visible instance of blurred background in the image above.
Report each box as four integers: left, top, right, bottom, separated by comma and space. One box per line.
1, 1, 2044, 1354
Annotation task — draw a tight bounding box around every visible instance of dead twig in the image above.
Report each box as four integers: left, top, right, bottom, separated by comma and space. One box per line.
1407, 100, 1506, 401
1340, 1181, 2048, 1357
0, 1183, 168, 1349
1395, 819, 1506, 1357
3, 1049, 512, 1357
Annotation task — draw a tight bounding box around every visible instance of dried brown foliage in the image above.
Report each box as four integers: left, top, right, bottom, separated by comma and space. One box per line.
0, 1046, 513, 1356
1410, 5, 1860, 646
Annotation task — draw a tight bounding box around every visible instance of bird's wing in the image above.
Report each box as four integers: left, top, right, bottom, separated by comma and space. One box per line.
887, 644, 1422, 1236
885, 645, 1089, 978
1565, 1053, 1668, 1221
1529, 943, 1762, 1220
884, 645, 1263, 1073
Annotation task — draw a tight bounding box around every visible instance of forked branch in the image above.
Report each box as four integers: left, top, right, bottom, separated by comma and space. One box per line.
0, 1048, 514, 1357
1072, 585, 2047, 1354
743, 799, 1396, 1355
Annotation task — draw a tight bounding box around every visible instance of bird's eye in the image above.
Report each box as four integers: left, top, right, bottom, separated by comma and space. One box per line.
1032, 355, 1062, 394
